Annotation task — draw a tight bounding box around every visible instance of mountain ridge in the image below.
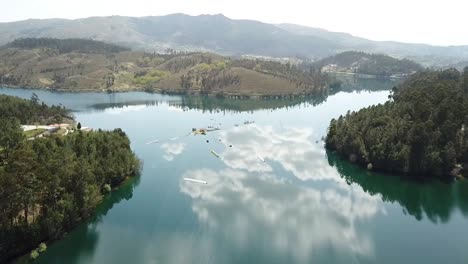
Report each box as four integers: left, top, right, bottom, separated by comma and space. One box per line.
1, 13, 467, 66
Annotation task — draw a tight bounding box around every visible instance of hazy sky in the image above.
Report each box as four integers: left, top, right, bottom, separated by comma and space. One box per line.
3, 0, 468, 46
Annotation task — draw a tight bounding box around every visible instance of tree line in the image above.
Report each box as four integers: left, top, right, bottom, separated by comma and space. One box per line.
326, 68, 468, 178
6, 38, 130, 54
0, 93, 72, 124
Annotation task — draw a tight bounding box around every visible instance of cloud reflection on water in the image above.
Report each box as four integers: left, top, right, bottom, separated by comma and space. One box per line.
219, 124, 339, 181
160, 142, 186, 161
178, 124, 386, 262
180, 168, 383, 262
103, 104, 147, 115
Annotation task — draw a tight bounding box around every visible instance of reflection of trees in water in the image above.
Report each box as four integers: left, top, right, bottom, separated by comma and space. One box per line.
90, 100, 160, 110
88, 76, 398, 113
331, 74, 401, 93
36, 177, 140, 264
90, 96, 323, 113
326, 151, 468, 223
93, 176, 141, 222
458, 185, 468, 217
174, 74, 399, 113
172, 77, 397, 113
171, 95, 327, 113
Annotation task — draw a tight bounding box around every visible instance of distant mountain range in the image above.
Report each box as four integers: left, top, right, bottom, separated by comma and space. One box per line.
1, 13, 467, 66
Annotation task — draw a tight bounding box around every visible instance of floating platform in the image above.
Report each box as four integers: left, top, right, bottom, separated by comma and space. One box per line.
145, 139, 160, 144
258, 154, 265, 162
211, 150, 220, 158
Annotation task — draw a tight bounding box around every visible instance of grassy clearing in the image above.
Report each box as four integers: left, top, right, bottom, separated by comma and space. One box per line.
192, 61, 226, 72
24, 129, 47, 138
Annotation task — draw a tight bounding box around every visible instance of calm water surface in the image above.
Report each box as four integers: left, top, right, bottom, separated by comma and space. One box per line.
2, 78, 468, 264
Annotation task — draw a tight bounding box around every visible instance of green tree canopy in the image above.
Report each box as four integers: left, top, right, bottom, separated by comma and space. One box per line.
0, 95, 140, 262
326, 68, 468, 178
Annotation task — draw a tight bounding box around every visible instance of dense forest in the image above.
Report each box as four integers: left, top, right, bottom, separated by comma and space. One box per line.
0, 95, 140, 262
326, 68, 468, 178
6, 38, 130, 54
316, 51, 423, 77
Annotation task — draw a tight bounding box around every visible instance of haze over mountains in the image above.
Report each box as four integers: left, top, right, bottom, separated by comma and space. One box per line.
1, 13, 467, 66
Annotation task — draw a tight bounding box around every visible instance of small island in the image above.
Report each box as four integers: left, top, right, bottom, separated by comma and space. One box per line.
0, 94, 140, 262
316, 51, 423, 78
326, 68, 468, 179
0, 38, 327, 97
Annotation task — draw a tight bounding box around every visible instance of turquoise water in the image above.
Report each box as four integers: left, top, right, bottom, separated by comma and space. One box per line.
2, 79, 468, 264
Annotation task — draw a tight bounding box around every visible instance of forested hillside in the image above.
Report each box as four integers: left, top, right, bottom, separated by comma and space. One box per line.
315, 51, 423, 77
0, 38, 327, 96
0, 95, 140, 262
7, 38, 130, 54
326, 68, 468, 178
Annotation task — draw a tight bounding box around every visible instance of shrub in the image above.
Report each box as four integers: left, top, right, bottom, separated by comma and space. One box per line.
103, 183, 112, 193
38, 243, 47, 253
30, 249, 39, 260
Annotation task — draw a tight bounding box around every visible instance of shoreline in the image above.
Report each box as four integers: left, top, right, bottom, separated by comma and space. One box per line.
327, 149, 463, 181
326, 71, 406, 79
10, 174, 140, 264
0, 84, 328, 99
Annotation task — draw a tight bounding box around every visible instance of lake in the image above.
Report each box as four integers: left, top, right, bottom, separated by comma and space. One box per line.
2, 77, 468, 264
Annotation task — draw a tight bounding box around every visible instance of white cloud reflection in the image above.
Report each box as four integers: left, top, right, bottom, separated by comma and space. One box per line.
219, 124, 339, 181
104, 104, 147, 115
167, 105, 184, 112
175, 124, 387, 263
160, 142, 186, 161
180, 168, 384, 263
